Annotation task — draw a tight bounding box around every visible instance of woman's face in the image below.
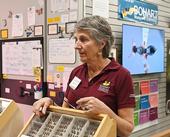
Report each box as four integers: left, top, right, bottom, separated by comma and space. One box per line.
74, 30, 102, 63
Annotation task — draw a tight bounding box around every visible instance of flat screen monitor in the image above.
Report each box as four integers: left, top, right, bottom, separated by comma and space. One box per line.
122, 24, 165, 75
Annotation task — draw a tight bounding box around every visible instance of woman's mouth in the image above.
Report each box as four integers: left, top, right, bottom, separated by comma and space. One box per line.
79, 53, 85, 57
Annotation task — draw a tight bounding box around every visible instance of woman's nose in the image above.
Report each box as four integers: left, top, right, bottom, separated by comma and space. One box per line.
75, 40, 82, 49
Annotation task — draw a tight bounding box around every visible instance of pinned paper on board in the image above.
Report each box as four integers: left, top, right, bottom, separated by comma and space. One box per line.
49, 91, 56, 97
27, 6, 36, 26
12, 13, 24, 37
56, 66, 65, 72
32, 46, 42, 67
47, 74, 54, 82
48, 83, 55, 90
49, 38, 76, 63
33, 67, 41, 82
54, 72, 63, 88
61, 14, 69, 23
3, 74, 8, 79
1, 29, 8, 39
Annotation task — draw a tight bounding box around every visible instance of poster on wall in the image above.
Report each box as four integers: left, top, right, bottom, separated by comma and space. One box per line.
118, 0, 158, 25
133, 79, 158, 132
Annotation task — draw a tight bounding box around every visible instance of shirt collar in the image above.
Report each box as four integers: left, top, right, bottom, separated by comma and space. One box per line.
83, 58, 120, 70
105, 58, 121, 71
83, 58, 121, 76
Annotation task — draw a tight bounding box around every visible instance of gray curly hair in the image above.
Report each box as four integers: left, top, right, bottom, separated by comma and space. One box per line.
74, 15, 114, 58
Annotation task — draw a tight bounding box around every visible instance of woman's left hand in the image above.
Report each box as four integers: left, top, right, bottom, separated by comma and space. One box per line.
76, 97, 109, 115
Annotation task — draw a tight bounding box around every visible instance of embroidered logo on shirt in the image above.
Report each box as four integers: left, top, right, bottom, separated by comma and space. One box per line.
98, 81, 111, 93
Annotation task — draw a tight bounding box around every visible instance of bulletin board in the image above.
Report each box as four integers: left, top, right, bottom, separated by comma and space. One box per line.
0, 0, 45, 103
0, 0, 44, 39
46, 0, 84, 65
0, 37, 43, 76
0, 37, 44, 105
45, 0, 84, 101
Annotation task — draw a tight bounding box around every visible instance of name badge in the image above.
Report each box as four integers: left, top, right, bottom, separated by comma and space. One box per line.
69, 76, 81, 90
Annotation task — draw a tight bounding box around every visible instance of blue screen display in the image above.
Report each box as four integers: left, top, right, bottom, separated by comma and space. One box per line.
122, 24, 165, 75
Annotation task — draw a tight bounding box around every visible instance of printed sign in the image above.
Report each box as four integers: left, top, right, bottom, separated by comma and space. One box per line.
118, 0, 158, 25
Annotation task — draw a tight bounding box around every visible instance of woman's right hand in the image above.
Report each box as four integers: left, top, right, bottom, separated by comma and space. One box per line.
33, 97, 53, 116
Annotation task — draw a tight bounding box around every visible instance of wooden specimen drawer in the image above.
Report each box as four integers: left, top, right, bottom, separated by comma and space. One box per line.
18, 106, 116, 137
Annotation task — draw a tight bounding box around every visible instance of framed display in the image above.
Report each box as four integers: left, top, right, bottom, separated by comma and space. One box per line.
65, 22, 77, 34
34, 25, 43, 36
109, 47, 117, 60
48, 24, 58, 35
0, 29, 8, 39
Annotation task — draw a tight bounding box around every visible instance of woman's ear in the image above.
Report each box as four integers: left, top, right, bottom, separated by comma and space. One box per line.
100, 39, 106, 49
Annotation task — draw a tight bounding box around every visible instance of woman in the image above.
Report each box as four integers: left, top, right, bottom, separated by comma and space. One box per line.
33, 15, 135, 137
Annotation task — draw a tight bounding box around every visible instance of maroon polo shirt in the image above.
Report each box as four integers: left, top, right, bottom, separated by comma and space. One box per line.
65, 59, 135, 114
